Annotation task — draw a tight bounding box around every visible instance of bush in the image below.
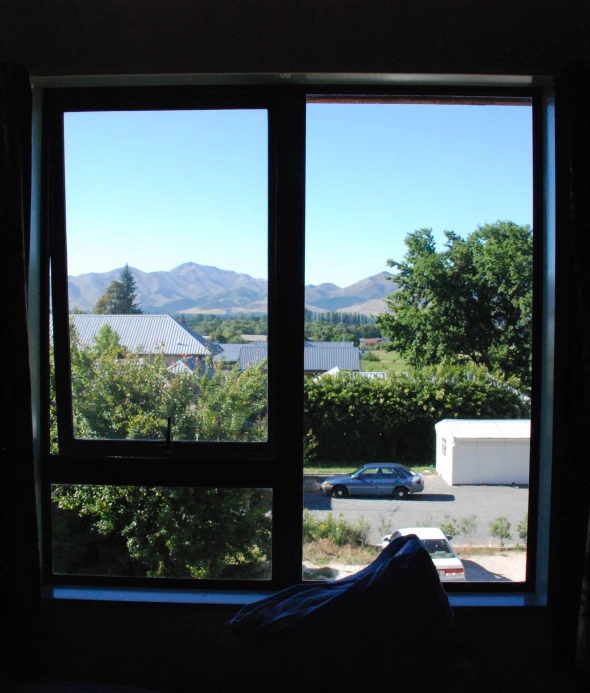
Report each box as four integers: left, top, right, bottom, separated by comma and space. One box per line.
304, 364, 529, 462
303, 510, 371, 547
489, 516, 512, 548
361, 351, 380, 362
518, 512, 528, 542
439, 514, 458, 537
457, 515, 479, 542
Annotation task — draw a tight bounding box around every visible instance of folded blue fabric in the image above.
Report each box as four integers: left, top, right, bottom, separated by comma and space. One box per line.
229, 534, 459, 690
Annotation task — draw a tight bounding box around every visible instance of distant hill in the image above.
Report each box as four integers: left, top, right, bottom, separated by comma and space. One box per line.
68, 262, 397, 316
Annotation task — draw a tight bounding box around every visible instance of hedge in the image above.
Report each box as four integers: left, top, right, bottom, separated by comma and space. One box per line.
303, 364, 529, 463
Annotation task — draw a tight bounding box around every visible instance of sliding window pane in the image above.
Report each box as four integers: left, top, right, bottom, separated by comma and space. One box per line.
63, 110, 269, 442
304, 99, 532, 583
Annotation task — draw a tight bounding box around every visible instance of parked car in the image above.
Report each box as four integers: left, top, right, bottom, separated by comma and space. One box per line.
321, 463, 424, 499
381, 527, 466, 581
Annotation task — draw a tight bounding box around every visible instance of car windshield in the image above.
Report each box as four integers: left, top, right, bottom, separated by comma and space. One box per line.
421, 539, 455, 559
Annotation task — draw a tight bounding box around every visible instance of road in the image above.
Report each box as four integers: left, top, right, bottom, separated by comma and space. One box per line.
304, 473, 529, 546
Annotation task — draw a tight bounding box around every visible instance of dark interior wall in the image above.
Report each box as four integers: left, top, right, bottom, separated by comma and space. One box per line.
46, 600, 553, 693
1, 0, 589, 76
3, 2, 588, 690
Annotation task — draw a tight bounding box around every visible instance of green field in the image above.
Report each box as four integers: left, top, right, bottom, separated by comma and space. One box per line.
360, 349, 408, 373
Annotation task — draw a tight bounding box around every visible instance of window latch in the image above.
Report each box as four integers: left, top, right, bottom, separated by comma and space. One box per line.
159, 416, 173, 452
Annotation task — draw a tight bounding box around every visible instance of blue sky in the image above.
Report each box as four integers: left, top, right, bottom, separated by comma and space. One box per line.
64, 103, 532, 287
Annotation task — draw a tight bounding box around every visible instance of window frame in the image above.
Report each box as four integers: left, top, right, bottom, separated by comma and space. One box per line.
38, 81, 550, 598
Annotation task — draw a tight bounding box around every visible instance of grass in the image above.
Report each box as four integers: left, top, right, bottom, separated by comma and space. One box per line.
303, 538, 380, 566
360, 349, 408, 373
303, 461, 434, 474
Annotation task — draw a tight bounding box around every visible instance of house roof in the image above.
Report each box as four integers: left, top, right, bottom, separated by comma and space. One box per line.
241, 334, 268, 342
168, 357, 197, 374
316, 367, 386, 380
305, 341, 355, 348
239, 345, 360, 372
435, 419, 531, 440
213, 343, 243, 363
62, 314, 217, 356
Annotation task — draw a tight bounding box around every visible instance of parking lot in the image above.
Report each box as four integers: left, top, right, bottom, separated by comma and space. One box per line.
304, 473, 529, 547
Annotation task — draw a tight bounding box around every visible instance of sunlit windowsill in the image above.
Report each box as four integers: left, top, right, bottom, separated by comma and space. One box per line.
45, 585, 547, 608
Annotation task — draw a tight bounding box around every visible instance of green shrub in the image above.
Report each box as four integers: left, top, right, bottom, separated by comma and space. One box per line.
304, 364, 529, 462
439, 514, 458, 537
489, 516, 512, 548
361, 351, 380, 362
303, 510, 371, 547
457, 515, 479, 542
518, 512, 528, 542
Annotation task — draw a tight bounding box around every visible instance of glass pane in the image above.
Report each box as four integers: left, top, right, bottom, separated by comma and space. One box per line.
304, 100, 532, 583
52, 485, 272, 579
63, 110, 268, 442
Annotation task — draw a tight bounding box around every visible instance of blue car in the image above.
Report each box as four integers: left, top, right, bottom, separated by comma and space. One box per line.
321, 462, 424, 500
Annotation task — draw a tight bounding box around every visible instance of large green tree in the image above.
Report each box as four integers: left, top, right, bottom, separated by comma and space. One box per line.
376, 221, 533, 390
51, 323, 270, 579
93, 264, 142, 314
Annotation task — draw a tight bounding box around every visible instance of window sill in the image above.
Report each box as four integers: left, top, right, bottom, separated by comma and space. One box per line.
45, 585, 547, 608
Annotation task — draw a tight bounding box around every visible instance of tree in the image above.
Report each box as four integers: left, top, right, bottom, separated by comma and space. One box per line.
51, 322, 271, 578
489, 516, 512, 548
376, 221, 533, 391
93, 264, 142, 314
118, 263, 142, 314
93, 280, 128, 314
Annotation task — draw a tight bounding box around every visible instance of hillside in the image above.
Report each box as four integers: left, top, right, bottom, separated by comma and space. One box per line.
68, 263, 396, 316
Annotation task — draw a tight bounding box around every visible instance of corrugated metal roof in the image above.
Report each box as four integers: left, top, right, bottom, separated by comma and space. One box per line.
435, 419, 531, 440
63, 315, 217, 356
168, 359, 196, 374
305, 341, 355, 348
304, 346, 360, 371
238, 345, 269, 370
239, 345, 360, 372
213, 343, 243, 363
168, 358, 212, 378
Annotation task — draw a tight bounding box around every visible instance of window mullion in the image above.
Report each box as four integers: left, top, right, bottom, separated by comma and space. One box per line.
268, 88, 306, 587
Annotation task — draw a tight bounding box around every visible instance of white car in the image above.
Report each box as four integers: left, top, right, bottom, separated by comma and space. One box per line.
381, 527, 466, 582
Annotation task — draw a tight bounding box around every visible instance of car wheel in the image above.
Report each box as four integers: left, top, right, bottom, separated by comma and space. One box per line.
332, 485, 349, 499
393, 487, 409, 500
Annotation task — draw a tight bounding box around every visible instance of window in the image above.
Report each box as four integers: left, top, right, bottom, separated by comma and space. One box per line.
302, 94, 536, 586
41, 84, 550, 596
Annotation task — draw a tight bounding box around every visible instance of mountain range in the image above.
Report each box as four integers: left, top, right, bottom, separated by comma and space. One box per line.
68, 262, 397, 316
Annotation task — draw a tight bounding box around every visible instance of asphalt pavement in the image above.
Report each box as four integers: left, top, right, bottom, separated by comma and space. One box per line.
304, 473, 529, 546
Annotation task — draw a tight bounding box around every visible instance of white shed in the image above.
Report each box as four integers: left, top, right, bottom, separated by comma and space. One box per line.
434, 419, 530, 486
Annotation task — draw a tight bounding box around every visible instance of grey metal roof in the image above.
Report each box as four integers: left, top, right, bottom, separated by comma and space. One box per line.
238, 345, 269, 370
64, 314, 217, 356
239, 345, 360, 372
213, 343, 243, 363
304, 346, 360, 371
168, 358, 196, 374
168, 357, 213, 378
305, 341, 355, 348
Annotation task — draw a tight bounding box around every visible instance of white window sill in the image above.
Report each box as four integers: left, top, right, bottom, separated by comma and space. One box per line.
45, 585, 547, 608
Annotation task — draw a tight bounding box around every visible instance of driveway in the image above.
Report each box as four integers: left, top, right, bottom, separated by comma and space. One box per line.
304, 473, 529, 546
